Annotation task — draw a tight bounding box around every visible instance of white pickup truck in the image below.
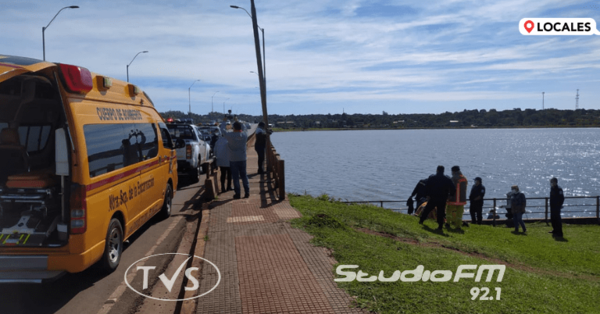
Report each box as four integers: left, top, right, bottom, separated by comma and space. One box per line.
166, 123, 210, 182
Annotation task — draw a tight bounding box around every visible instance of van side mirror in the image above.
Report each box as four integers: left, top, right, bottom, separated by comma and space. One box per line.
55, 128, 69, 176
176, 139, 186, 149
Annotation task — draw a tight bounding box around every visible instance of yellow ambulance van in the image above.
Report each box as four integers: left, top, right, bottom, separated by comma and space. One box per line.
0, 55, 178, 283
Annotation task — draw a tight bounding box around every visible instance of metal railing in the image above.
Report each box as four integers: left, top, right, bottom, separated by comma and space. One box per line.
340, 196, 600, 224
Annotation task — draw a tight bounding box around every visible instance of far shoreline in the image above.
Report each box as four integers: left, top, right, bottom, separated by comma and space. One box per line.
272, 125, 600, 132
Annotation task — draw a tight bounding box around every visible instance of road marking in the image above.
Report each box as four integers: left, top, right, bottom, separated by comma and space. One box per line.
226, 215, 264, 223
96, 215, 182, 314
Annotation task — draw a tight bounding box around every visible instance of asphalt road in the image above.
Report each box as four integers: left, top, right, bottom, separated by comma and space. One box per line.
0, 175, 205, 314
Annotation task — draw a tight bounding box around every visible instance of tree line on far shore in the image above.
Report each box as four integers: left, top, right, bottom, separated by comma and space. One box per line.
160, 108, 600, 129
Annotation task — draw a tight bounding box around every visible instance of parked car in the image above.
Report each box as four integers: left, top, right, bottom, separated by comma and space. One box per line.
166, 123, 210, 182
196, 126, 221, 138
197, 126, 221, 153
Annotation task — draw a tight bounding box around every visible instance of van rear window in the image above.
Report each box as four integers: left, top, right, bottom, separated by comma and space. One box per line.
84, 123, 158, 178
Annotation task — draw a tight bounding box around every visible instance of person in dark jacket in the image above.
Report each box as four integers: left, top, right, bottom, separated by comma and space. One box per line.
549, 177, 565, 238
419, 165, 456, 230
469, 177, 486, 224
510, 185, 527, 233
254, 122, 271, 174
409, 179, 428, 213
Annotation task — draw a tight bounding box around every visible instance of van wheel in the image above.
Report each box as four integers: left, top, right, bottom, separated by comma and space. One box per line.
100, 218, 123, 272
160, 184, 173, 218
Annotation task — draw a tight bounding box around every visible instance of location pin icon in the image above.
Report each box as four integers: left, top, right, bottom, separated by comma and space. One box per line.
524, 20, 534, 33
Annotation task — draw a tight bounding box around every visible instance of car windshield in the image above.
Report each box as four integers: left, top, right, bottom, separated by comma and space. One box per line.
167, 124, 196, 140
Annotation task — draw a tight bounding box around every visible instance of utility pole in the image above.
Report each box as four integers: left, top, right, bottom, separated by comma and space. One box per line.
576, 89, 579, 109
250, 0, 268, 127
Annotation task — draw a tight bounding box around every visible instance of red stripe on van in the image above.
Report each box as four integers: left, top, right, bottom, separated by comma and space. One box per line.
86, 160, 160, 192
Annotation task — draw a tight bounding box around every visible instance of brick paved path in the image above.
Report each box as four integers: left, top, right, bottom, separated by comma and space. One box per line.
196, 141, 364, 314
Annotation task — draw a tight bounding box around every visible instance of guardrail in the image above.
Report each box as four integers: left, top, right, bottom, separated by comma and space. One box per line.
341, 196, 600, 225
266, 137, 285, 200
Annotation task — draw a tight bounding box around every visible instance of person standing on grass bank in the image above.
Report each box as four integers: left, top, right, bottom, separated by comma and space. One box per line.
214, 134, 232, 193
447, 166, 468, 229
549, 177, 565, 238
254, 122, 272, 174
220, 118, 249, 199
469, 177, 486, 224
510, 185, 527, 233
419, 165, 455, 231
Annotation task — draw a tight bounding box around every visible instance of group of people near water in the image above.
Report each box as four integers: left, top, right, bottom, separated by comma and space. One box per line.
407, 165, 566, 237
213, 116, 271, 199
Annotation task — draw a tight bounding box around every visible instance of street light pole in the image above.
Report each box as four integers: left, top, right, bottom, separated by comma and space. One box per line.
188, 79, 201, 119
126, 51, 148, 82
42, 5, 79, 61
211, 91, 220, 113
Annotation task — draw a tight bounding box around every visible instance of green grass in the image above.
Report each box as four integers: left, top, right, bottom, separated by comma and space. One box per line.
289, 194, 600, 314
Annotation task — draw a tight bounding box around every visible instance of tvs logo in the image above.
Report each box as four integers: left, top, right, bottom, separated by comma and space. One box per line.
520, 18, 600, 35
125, 253, 221, 301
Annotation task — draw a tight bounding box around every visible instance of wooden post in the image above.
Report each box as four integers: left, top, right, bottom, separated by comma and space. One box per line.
596, 196, 599, 223
204, 177, 216, 200
545, 198, 549, 226
492, 198, 496, 227
278, 159, 285, 200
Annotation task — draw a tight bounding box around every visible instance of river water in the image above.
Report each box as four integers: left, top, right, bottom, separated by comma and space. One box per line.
270, 128, 600, 218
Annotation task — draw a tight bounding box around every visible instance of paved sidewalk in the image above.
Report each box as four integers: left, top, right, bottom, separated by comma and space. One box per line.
196, 141, 364, 314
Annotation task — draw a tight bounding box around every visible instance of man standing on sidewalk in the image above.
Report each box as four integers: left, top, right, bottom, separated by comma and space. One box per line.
254, 122, 272, 174
549, 177, 565, 238
419, 165, 455, 231
221, 118, 249, 199
447, 166, 468, 229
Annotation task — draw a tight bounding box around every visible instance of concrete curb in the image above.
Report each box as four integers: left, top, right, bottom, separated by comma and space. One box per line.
180, 208, 211, 314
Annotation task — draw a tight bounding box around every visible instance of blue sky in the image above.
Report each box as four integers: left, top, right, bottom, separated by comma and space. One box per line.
2, 0, 600, 115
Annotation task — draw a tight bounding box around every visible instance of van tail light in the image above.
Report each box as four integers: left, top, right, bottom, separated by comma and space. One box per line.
58, 64, 93, 94
70, 186, 87, 234
186, 145, 192, 159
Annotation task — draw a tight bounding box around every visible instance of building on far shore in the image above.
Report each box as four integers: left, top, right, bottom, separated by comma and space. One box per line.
277, 121, 295, 128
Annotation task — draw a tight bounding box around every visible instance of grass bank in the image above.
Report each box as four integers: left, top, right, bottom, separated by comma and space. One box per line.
289, 194, 600, 314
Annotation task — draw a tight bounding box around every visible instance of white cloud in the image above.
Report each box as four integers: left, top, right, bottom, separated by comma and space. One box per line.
1, 0, 599, 114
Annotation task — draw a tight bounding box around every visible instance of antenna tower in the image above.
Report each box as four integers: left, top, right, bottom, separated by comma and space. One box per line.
575, 89, 579, 109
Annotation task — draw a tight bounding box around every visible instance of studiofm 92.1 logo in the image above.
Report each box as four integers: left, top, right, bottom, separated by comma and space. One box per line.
125, 253, 221, 301
520, 18, 600, 35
